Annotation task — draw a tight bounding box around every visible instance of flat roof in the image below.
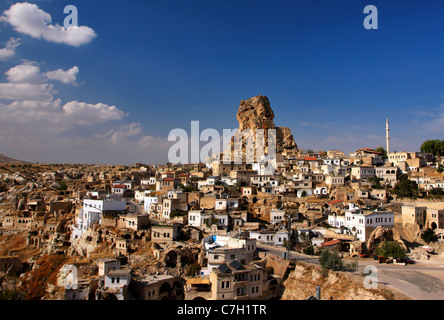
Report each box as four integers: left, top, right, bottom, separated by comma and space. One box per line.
186, 278, 210, 285
106, 269, 131, 276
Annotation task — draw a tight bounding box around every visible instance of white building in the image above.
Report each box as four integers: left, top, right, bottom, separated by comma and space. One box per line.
328, 213, 346, 228
188, 210, 204, 229
274, 230, 289, 247
215, 198, 239, 211
314, 185, 328, 195
202, 233, 257, 275
135, 189, 152, 203
270, 208, 285, 224
343, 203, 394, 241
143, 195, 160, 214
350, 166, 376, 180
248, 230, 276, 245
100, 269, 132, 300
71, 199, 126, 240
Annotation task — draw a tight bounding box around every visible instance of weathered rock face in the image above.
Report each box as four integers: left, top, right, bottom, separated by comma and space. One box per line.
237, 95, 276, 132
224, 95, 298, 160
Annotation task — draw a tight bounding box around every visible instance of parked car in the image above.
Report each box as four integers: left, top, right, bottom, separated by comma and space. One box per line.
394, 257, 414, 265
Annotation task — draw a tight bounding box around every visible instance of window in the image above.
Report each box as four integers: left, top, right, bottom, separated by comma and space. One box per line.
221, 281, 230, 289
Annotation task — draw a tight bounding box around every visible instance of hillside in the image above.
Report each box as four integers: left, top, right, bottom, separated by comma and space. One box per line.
0, 154, 30, 164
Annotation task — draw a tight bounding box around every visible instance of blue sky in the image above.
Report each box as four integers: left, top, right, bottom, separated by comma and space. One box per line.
0, 0, 443, 164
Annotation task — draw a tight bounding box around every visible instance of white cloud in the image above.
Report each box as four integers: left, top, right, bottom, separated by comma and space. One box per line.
45, 66, 79, 85
0, 82, 54, 101
0, 37, 21, 61
0, 62, 126, 127
5, 62, 79, 86
5, 63, 45, 84
1, 2, 96, 47
62, 101, 127, 125
423, 105, 444, 133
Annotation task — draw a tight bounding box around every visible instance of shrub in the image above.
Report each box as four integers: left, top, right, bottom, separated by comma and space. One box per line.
318, 249, 343, 271
375, 241, 406, 258
303, 245, 315, 256
0, 289, 23, 300
421, 228, 438, 243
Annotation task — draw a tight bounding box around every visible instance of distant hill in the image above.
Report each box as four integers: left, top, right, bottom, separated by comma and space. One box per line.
0, 154, 31, 164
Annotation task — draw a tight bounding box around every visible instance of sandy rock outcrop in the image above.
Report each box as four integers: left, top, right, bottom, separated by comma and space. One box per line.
223, 95, 298, 160
366, 226, 407, 253
282, 262, 407, 300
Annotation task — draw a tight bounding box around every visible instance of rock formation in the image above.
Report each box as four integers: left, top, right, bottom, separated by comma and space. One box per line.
223, 95, 298, 161
366, 226, 407, 253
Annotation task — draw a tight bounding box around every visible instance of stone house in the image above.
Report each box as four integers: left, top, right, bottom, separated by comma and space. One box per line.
96, 268, 132, 300
97, 258, 120, 276
426, 209, 444, 230
209, 261, 279, 300
151, 224, 180, 242
131, 274, 185, 300
401, 206, 427, 229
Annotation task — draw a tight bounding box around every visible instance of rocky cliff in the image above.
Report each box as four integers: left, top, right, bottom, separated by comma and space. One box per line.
224, 95, 298, 161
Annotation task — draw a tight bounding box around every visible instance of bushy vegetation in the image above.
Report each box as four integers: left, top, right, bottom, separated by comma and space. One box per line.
56, 181, 68, 191
420, 139, 444, 156
0, 289, 23, 300
375, 146, 387, 159
303, 245, 315, 256
368, 176, 384, 189
391, 174, 419, 199
421, 228, 438, 243
318, 249, 343, 271
375, 241, 407, 258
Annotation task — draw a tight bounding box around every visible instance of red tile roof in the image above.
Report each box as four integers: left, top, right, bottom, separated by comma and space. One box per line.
328, 199, 343, 205
321, 239, 341, 247
304, 157, 318, 161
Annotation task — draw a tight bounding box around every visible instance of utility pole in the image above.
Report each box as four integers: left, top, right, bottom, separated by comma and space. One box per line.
286, 212, 291, 260
316, 286, 321, 300
284, 204, 298, 260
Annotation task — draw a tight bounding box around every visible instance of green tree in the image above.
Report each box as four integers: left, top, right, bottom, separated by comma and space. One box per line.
421, 228, 438, 243
420, 140, 444, 157
375, 241, 407, 258
437, 164, 444, 173
391, 175, 419, 199
375, 146, 387, 160
303, 245, 315, 256
56, 181, 68, 191
318, 249, 343, 270
428, 187, 444, 196
368, 176, 384, 189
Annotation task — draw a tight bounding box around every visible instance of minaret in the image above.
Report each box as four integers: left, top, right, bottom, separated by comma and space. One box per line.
386, 118, 390, 155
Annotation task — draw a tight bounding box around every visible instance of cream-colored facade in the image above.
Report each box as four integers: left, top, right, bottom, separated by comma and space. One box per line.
209, 262, 268, 300
401, 206, 427, 228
